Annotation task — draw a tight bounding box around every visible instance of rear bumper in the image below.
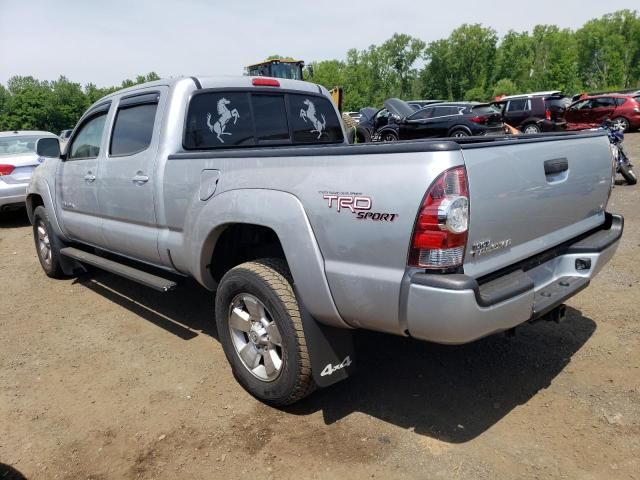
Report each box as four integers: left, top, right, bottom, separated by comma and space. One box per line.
405, 214, 623, 344
0, 180, 28, 208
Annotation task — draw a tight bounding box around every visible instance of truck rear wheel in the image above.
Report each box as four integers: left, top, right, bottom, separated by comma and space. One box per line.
32, 206, 66, 278
215, 259, 315, 406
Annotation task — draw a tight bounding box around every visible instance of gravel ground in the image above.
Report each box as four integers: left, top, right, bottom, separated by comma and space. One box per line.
1, 133, 639, 480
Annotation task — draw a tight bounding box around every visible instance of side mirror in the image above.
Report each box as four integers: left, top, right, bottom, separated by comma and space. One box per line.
36, 137, 61, 159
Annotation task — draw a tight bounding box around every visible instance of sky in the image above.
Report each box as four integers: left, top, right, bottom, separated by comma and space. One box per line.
0, 0, 638, 87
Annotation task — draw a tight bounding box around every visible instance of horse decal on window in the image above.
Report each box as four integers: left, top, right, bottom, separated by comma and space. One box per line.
300, 99, 326, 139
206, 98, 240, 143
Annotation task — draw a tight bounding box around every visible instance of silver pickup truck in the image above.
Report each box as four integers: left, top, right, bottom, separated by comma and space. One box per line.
27, 76, 623, 406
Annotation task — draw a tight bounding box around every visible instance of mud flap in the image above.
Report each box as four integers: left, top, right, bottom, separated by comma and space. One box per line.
296, 291, 356, 388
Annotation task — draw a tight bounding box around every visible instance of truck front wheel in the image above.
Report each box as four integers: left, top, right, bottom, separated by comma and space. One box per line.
215, 259, 315, 406
32, 206, 66, 278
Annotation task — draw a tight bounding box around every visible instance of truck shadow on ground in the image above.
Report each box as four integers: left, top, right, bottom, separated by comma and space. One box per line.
289, 306, 595, 442
77, 272, 217, 341
0, 463, 28, 480
0, 208, 30, 228
76, 271, 595, 443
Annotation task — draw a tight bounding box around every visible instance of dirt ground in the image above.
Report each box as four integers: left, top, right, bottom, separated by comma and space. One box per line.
1, 134, 639, 480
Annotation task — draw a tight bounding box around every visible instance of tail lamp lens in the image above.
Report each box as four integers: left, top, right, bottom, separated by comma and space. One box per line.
0, 164, 15, 176
545, 109, 552, 120
470, 115, 486, 124
409, 166, 469, 269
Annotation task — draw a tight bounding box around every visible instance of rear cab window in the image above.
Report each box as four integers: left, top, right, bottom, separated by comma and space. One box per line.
184, 90, 344, 149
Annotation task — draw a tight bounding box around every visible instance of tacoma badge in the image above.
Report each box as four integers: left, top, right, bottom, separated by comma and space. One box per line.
471, 238, 512, 257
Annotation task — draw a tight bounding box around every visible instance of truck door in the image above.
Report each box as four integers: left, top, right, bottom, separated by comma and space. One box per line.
56, 102, 111, 246
97, 88, 166, 265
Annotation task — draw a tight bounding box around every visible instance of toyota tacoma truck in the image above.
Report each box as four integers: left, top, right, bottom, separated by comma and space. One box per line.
27, 76, 623, 406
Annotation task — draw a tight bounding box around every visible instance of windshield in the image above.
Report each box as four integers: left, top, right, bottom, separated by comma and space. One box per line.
0, 136, 40, 156
269, 63, 302, 80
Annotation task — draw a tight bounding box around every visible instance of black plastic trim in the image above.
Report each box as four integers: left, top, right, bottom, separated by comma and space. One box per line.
190, 76, 202, 90
412, 270, 533, 308
565, 213, 623, 253
169, 139, 459, 160
118, 92, 160, 108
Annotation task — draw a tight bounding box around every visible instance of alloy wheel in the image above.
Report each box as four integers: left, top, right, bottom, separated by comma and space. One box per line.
228, 293, 283, 382
36, 220, 52, 267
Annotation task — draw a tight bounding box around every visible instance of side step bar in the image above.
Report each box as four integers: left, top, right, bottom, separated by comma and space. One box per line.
60, 247, 177, 292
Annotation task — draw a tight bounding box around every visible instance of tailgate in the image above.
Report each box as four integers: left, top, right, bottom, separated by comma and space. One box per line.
461, 133, 612, 278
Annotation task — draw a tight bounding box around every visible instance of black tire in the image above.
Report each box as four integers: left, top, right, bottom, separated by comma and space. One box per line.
612, 116, 630, 132
32, 206, 66, 278
380, 131, 398, 142
522, 123, 541, 134
355, 126, 372, 143
449, 128, 470, 138
215, 258, 315, 406
619, 163, 637, 185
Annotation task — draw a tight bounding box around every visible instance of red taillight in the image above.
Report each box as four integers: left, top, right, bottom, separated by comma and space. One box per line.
470, 115, 487, 124
545, 109, 551, 120
409, 166, 469, 269
252, 77, 280, 87
0, 164, 15, 176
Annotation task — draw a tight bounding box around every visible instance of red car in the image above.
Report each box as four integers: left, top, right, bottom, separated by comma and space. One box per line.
565, 94, 640, 132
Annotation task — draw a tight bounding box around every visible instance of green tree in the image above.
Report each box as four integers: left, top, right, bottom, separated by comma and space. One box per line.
493, 31, 534, 90
576, 10, 640, 89
379, 33, 426, 99
464, 86, 488, 102
529, 25, 580, 93
492, 78, 518, 97
420, 24, 497, 100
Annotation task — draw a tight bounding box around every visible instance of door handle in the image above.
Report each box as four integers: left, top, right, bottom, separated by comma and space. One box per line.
544, 158, 568, 175
132, 172, 149, 185
84, 173, 96, 183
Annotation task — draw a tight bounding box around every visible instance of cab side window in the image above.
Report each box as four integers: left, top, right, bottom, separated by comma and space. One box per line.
68, 113, 108, 160
110, 94, 159, 156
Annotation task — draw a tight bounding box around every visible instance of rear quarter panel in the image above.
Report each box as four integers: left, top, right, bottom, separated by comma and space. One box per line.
161, 145, 463, 334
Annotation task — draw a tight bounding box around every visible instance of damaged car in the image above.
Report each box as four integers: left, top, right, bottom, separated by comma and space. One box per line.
363, 99, 505, 141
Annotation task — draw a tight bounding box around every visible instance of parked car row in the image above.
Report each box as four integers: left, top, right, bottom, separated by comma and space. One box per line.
353, 90, 640, 143
356, 99, 504, 142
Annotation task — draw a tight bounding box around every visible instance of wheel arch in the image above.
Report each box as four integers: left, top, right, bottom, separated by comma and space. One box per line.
25, 179, 67, 239
185, 188, 350, 329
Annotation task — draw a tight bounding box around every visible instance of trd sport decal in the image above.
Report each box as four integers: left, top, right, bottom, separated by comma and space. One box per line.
206, 98, 240, 143
319, 191, 398, 222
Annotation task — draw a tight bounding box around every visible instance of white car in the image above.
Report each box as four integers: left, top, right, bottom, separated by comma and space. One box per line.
0, 131, 60, 213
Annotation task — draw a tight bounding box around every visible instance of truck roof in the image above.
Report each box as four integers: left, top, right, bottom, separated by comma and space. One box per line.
87, 76, 326, 113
